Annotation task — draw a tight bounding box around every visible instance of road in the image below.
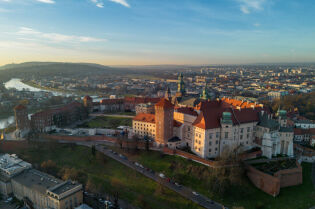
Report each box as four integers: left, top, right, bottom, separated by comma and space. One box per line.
87, 143, 224, 209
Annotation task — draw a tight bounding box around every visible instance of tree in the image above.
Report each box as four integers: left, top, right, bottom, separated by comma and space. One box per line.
60, 167, 88, 184
91, 145, 96, 156
112, 192, 120, 209
144, 135, 150, 151
85, 178, 98, 193
40, 160, 58, 176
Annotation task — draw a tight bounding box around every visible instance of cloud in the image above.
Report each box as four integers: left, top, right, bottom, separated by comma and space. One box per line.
0, 0, 55, 3
17, 27, 107, 43
0, 8, 10, 12
109, 0, 130, 8
237, 0, 265, 14
253, 23, 261, 27
35, 0, 55, 3
90, 0, 104, 8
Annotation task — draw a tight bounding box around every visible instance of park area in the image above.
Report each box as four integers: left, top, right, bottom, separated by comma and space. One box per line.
78, 116, 132, 129
110, 147, 315, 209
1, 141, 314, 209
0, 141, 202, 209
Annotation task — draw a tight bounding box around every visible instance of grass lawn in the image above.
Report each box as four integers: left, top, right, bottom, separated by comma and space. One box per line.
112, 148, 315, 209
113, 112, 136, 116
79, 116, 132, 129
0, 142, 203, 209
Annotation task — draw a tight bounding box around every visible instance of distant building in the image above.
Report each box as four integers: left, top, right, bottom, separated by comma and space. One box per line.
0, 154, 83, 209
83, 95, 93, 113
30, 102, 87, 133
267, 91, 288, 100
294, 119, 315, 129
94, 97, 160, 113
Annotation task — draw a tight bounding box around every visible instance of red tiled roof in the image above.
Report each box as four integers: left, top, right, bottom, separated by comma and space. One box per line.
14, 104, 26, 110
173, 120, 182, 127
124, 97, 160, 104
83, 95, 92, 101
175, 107, 198, 116
221, 97, 263, 109
192, 100, 260, 129
293, 128, 315, 135
133, 113, 155, 123
155, 98, 174, 109
100, 99, 124, 105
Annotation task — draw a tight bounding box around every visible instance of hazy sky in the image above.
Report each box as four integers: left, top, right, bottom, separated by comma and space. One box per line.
0, 0, 315, 65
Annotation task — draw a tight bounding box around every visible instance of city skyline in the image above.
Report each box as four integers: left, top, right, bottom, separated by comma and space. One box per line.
0, 0, 315, 65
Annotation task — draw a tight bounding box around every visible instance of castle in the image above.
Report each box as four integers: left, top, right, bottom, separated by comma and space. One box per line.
133, 74, 294, 159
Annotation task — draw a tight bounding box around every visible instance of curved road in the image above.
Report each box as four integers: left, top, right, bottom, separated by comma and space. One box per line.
89, 144, 224, 209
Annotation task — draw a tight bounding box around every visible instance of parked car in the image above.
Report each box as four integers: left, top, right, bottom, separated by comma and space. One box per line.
159, 173, 165, 178
192, 191, 199, 196
175, 182, 182, 187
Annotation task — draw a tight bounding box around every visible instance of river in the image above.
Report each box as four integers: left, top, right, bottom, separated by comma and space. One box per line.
1, 78, 103, 129
1, 78, 64, 129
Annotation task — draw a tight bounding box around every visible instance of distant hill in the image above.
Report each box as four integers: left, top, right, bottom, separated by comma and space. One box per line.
0, 62, 131, 83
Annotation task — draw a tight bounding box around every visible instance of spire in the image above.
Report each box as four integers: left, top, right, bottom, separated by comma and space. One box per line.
177, 73, 185, 95
200, 86, 210, 100
165, 87, 171, 100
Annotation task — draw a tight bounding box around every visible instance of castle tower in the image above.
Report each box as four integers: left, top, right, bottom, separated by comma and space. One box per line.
83, 95, 93, 113
14, 104, 30, 131
155, 98, 174, 146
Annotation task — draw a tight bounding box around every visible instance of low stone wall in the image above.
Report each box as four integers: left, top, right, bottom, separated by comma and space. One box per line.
246, 160, 303, 196
162, 147, 233, 168
0, 140, 29, 152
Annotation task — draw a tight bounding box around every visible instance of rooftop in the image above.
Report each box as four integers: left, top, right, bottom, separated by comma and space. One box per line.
13, 168, 82, 199
0, 154, 32, 178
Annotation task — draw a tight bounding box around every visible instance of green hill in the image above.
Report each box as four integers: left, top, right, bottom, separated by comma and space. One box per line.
0, 62, 130, 83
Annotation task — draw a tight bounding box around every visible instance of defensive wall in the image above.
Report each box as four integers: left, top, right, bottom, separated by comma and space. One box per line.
245, 160, 303, 196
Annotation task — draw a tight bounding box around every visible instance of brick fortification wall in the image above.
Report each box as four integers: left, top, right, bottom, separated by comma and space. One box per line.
40, 134, 153, 149
246, 161, 303, 196
274, 162, 303, 188
246, 164, 281, 196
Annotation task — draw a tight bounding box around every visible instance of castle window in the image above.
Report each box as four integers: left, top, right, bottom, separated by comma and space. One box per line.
209, 141, 212, 146
216, 140, 218, 145
209, 149, 211, 152
209, 133, 213, 139
224, 132, 228, 139
216, 132, 220, 138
